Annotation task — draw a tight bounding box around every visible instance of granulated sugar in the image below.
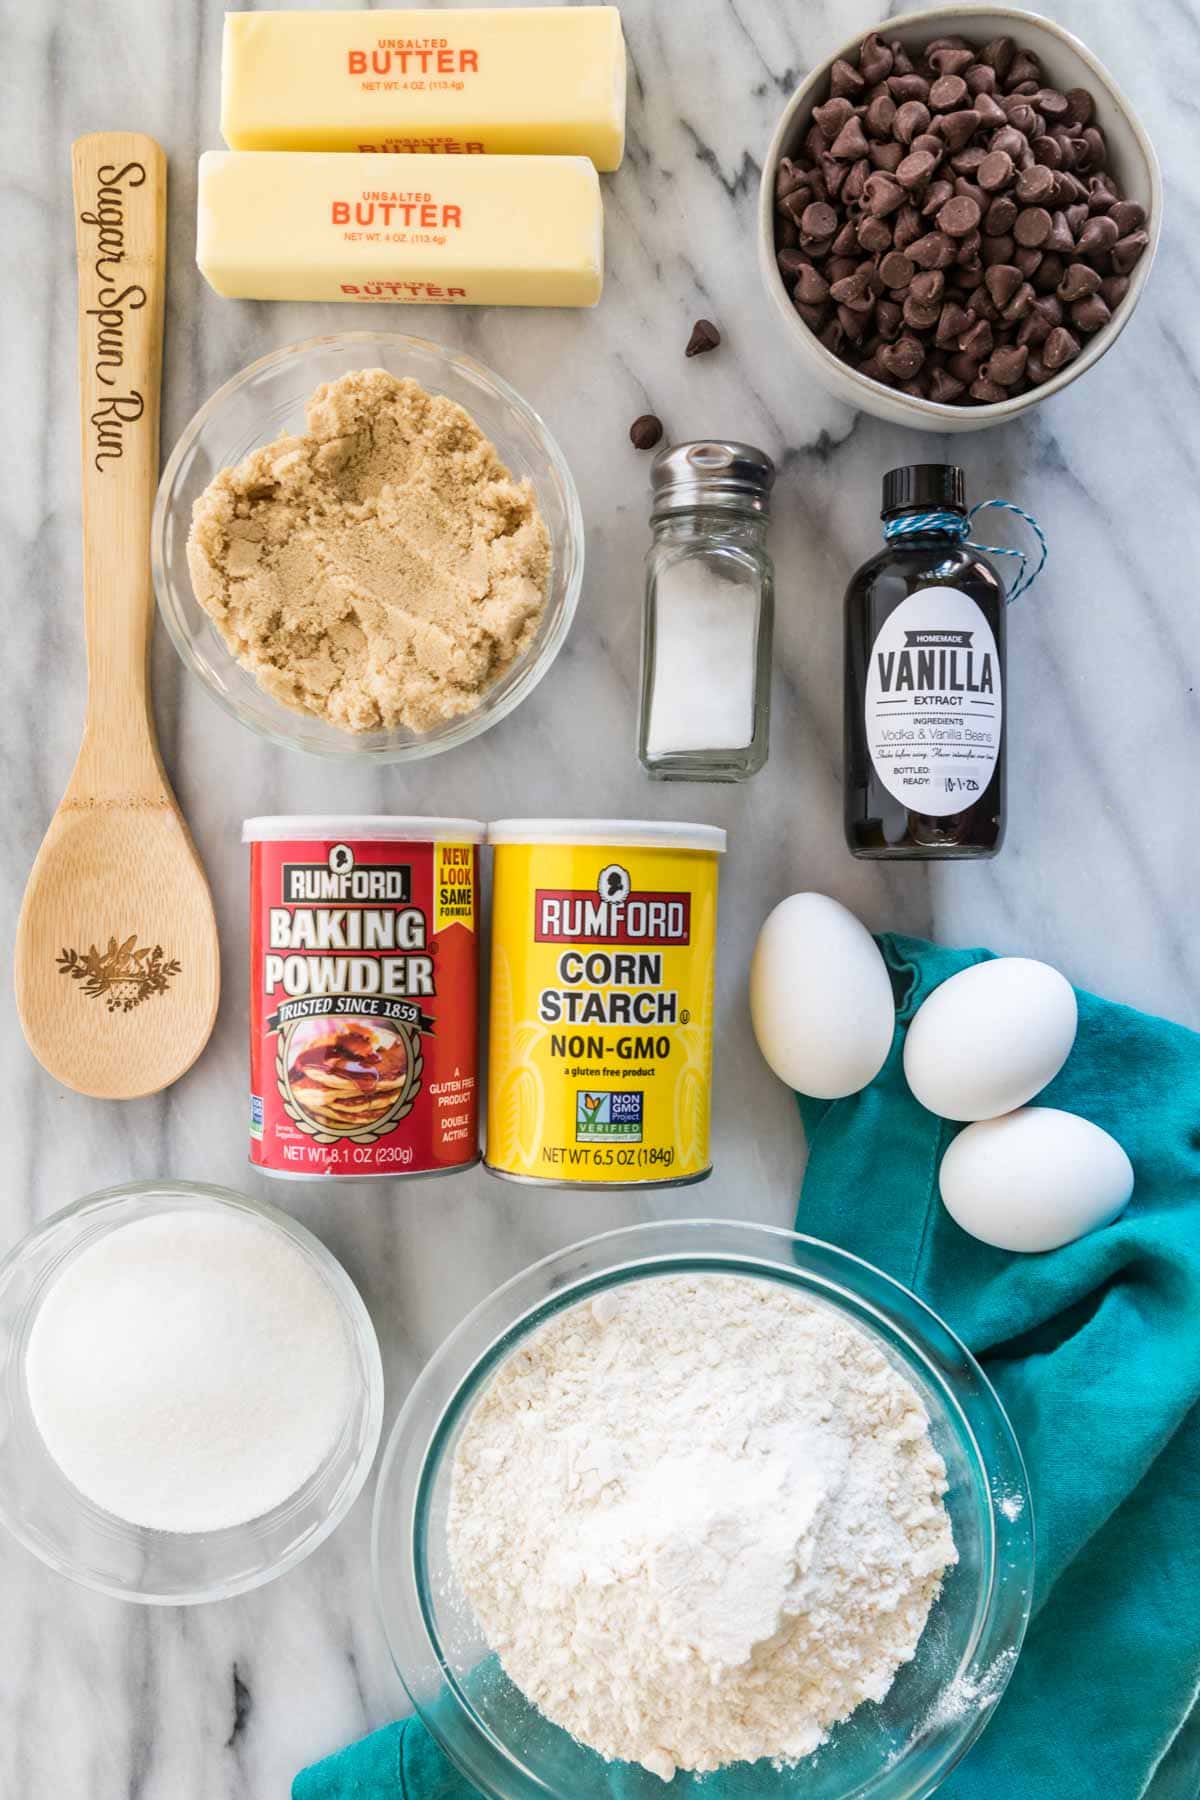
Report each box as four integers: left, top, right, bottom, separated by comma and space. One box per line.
448, 1273, 956, 1781
26, 1208, 354, 1533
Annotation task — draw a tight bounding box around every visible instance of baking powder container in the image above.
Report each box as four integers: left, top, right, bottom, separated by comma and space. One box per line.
244, 817, 483, 1180
486, 819, 725, 1187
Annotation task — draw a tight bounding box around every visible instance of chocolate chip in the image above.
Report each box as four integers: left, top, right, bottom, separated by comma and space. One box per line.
921, 180, 956, 217
894, 99, 931, 143
910, 269, 945, 304
985, 263, 1023, 306
813, 97, 855, 138
938, 109, 982, 153
1015, 164, 1055, 205
1042, 325, 1081, 369
1099, 274, 1130, 309
1065, 87, 1095, 126
937, 194, 981, 237
984, 343, 1028, 385
1112, 230, 1150, 274
795, 264, 831, 305
876, 298, 904, 339
1071, 294, 1111, 333
1036, 88, 1070, 118
859, 32, 894, 84
685, 319, 721, 357
800, 201, 839, 240
869, 140, 905, 174
867, 94, 897, 138
1108, 199, 1146, 235
629, 414, 663, 450
973, 91, 1008, 128
879, 249, 915, 289
965, 62, 997, 96
930, 73, 968, 111
960, 316, 994, 359
1047, 211, 1076, 255
977, 149, 1015, 191
909, 230, 956, 269
929, 367, 967, 402
1077, 214, 1119, 260
1013, 246, 1043, 278
970, 376, 1008, 402
879, 333, 926, 378
897, 149, 938, 189
1057, 261, 1101, 302
829, 58, 865, 99
857, 214, 894, 254
1014, 206, 1051, 247
981, 36, 1016, 78
984, 195, 1018, 236
831, 116, 871, 160
864, 172, 907, 216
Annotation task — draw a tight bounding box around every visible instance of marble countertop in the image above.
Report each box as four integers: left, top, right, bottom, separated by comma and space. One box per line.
3, 0, 1197, 1792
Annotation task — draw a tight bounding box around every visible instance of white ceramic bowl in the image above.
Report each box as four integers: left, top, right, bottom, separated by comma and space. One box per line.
758, 5, 1162, 430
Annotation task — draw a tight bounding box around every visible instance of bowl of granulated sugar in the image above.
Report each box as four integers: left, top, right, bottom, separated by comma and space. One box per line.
0, 1181, 382, 1603
374, 1219, 1033, 1799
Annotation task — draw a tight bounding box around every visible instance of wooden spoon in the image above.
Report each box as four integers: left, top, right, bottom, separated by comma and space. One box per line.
15, 133, 219, 1098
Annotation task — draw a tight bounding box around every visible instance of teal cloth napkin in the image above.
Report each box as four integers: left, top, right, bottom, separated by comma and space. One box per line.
295, 934, 1200, 1800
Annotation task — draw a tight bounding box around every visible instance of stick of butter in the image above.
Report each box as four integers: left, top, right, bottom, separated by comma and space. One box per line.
221, 7, 627, 172
197, 152, 604, 308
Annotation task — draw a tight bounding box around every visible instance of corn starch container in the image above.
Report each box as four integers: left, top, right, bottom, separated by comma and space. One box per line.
486, 820, 725, 1187
244, 816, 483, 1180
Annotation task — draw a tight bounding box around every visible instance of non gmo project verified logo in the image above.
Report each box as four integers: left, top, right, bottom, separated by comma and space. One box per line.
576, 1090, 643, 1143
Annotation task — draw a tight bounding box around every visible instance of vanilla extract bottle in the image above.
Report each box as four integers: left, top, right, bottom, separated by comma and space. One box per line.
845, 465, 1006, 860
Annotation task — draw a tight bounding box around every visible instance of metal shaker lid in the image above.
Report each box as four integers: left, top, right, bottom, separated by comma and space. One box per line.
650, 440, 776, 516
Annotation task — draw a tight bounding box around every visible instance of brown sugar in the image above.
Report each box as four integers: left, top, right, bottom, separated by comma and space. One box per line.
186, 369, 551, 734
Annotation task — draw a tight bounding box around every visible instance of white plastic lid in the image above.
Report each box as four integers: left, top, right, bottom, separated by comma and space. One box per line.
242, 816, 486, 844
487, 818, 726, 853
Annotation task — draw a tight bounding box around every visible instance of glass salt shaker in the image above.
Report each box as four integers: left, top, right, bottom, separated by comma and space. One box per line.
638, 442, 775, 781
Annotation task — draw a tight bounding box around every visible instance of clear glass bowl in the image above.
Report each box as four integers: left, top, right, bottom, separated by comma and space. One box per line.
0, 1181, 384, 1604
374, 1220, 1033, 1799
152, 332, 584, 761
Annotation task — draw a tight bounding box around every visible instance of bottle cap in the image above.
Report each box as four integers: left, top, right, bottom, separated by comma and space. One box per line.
651, 441, 775, 518
881, 464, 966, 519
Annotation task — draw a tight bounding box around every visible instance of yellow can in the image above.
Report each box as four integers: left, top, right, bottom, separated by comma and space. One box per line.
486, 820, 725, 1187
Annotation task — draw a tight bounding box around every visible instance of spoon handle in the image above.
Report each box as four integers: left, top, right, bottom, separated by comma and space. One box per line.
71, 132, 166, 791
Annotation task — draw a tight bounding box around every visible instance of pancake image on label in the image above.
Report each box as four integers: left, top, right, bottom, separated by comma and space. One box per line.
285, 1016, 411, 1134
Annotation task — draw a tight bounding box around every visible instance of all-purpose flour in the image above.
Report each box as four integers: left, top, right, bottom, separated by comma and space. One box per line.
448, 1273, 956, 1781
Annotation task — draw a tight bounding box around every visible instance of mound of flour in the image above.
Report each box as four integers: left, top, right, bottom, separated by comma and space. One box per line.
448, 1273, 956, 1781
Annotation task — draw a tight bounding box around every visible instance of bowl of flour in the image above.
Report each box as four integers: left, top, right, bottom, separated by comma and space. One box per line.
373, 1220, 1032, 1798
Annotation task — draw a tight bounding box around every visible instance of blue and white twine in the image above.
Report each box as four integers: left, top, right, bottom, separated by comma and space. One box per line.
883, 500, 1048, 603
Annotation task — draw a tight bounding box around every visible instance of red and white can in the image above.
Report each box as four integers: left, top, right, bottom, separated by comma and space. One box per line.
243, 816, 484, 1181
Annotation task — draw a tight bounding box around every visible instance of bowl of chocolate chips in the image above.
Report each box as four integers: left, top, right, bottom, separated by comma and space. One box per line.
759, 7, 1161, 428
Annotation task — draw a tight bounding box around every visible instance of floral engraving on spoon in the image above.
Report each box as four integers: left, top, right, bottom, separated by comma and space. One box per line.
56, 936, 182, 1012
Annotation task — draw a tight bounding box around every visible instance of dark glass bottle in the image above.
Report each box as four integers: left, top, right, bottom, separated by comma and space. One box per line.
845, 465, 1006, 860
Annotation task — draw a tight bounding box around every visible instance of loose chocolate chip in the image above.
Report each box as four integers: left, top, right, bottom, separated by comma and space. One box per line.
776, 247, 811, 278
829, 264, 875, 305
893, 205, 924, 250
1032, 133, 1063, 170
775, 157, 807, 200
1003, 281, 1036, 321
982, 232, 1016, 266
876, 298, 904, 339
889, 72, 930, 104
973, 91, 1008, 128
1099, 274, 1130, 309
870, 140, 906, 173
1047, 211, 1076, 255
978, 149, 1015, 192
985, 262, 1023, 306
931, 45, 975, 76
1108, 199, 1146, 236
801, 201, 839, 239
685, 318, 721, 357
1035, 88, 1070, 118
1111, 229, 1149, 273
1042, 324, 1081, 369
965, 62, 997, 96
937, 194, 981, 236
969, 375, 1007, 401
794, 298, 829, 330
1014, 206, 1052, 247
1013, 246, 1043, 278
1034, 253, 1065, 293
629, 414, 663, 450
1015, 164, 1055, 205
1007, 51, 1042, 88
879, 249, 917, 288
903, 293, 941, 330
897, 149, 938, 188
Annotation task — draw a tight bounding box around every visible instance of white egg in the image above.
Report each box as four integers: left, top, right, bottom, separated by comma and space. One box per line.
903, 957, 1077, 1122
749, 893, 895, 1099
940, 1107, 1134, 1253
